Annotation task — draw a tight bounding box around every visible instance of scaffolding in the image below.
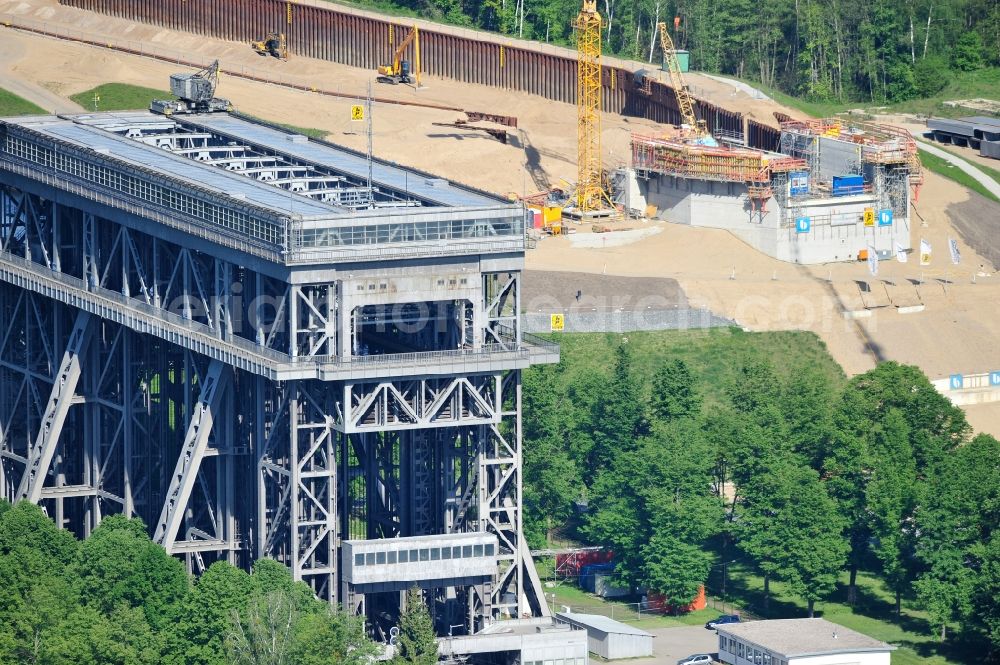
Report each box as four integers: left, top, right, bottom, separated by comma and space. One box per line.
631, 135, 805, 184
780, 117, 922, 197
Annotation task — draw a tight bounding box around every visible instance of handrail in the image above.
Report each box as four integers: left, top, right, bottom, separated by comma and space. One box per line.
0, 250, 556, 376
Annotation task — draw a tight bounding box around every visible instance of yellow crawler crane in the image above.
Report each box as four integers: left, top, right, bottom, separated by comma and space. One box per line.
657, 21, 706, 136
574, 0, 605, 211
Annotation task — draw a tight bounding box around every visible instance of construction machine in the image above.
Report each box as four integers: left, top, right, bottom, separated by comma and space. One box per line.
377, 26, 419, 85
150, 60, 231, 116
252, 33, 284, 58
656, 21, 707, 137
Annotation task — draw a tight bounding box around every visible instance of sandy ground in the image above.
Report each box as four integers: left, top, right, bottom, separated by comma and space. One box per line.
528, 172, 1000, 436
0, 0, 998, 436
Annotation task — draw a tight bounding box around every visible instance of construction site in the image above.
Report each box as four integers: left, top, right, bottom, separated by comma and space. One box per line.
2, 0, 1000, 660
629, 117, 922, 263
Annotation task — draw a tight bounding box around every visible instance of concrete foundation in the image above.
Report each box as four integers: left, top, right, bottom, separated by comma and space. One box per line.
641, 174, 911, 265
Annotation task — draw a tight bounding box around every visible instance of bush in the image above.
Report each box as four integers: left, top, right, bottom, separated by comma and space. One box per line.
913, 57, 949, 97
951, 32, 985, 71
884, 60, 916, 102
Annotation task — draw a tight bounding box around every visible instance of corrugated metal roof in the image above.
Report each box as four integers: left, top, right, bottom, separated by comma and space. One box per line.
555, 612, 653, 637
183, 114, 499, 208
9, 116, 338, 217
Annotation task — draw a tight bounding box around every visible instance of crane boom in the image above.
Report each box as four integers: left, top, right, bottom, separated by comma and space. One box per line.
656, 22, 705, 135
377, 26, 420, 85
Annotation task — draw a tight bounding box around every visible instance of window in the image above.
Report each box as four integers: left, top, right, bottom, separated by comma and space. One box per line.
354, 553, 364, 566
485, 544, 494, 556
442, 547, 451, 560
419, 549, 429, 562
754, 650, 762, 665
399, 550, 408, 563
763, 655, 771, 665
463, 545, 473, 558
474, 545, 483, 557
410, 549, 418, 562
738, 643, 744, 659
388, 551, 397, 564
376, 552, 386, 565
453, 546, 462, 558
365, 553, 376, 565
431, 548, 440, 561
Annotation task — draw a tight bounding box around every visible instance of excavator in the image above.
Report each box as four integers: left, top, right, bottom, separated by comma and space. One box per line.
252, 32, 284, 59
150, 60, 231, 116
656, 21, 708, 138
376, 26, 419, 85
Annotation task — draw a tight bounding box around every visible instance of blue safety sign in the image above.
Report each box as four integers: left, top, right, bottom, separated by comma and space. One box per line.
990, 371, 1000, 386
878, 209, 893, 227
949, 374, 964, 390
795, 217, 811, 233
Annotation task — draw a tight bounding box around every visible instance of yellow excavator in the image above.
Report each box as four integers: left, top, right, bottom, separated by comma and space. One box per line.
377, 26, 419, 85
252, 33, 285, 59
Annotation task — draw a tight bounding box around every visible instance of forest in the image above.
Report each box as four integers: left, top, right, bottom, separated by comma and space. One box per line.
522, 331, 1000, 651
345, 0, 1000, 103
0, 504, 439, 665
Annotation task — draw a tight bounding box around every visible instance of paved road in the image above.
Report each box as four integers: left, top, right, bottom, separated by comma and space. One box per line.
631, 625, 721, 665
917, 139, 1000, 200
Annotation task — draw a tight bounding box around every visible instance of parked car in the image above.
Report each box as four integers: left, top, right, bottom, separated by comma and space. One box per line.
705, 614, 741, 629
677, 654, 713, 665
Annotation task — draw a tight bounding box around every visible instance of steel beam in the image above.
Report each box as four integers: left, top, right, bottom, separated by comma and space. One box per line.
153, 359, 231, 551
16, 311, 93, 503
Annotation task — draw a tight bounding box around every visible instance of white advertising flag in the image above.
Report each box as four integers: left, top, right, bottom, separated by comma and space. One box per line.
949, 238, 961, 265
868, 246, 879, 277
920, 239, 932, 266
895, 242, 908, 263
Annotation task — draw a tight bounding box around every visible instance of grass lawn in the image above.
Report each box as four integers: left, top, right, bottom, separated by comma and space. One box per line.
70, 83, 170, 112
0, 88, 46, 116
540, 328, 846, 409
716, 564, 979, 664
918, 148, 1000, 202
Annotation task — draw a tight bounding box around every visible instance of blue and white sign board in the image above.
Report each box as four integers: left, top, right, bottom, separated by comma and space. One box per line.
795, 217, 811, 233
990, 371, 1000, 386
789, 172, 809, 196
949, 374, 964, 390
878, 209, 893, 227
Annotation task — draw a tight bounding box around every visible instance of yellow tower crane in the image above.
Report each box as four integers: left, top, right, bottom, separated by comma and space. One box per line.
656, 21, 706, 136
574, 0, 605, 212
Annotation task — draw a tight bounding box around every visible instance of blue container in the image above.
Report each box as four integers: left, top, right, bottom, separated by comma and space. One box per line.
832, 175, 865, 196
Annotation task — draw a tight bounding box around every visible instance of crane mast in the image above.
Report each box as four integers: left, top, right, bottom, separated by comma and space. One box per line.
574, 0, 605, 211
657, 21, 706, 136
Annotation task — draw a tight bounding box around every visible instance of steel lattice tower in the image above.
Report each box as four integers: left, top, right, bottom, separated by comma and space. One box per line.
0, 110, 558, 641
574, 0, 604, 212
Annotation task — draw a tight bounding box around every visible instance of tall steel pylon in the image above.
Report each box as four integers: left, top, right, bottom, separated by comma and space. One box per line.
574, 0, 604, 212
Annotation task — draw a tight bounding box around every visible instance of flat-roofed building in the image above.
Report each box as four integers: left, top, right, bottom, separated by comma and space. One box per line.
717, 618, 895, 665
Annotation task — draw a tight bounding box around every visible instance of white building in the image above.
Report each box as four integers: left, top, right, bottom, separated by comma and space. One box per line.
716, 618, 895, 665
555, 612, 654, 659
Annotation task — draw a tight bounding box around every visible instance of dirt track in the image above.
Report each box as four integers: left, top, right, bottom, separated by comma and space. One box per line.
946, 193, 1000, 271
523, 270, 687, 312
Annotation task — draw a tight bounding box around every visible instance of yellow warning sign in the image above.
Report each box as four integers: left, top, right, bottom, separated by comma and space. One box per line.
550, 313, 565, 332
863, 208, 875, 226
351, 105, 364, 122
